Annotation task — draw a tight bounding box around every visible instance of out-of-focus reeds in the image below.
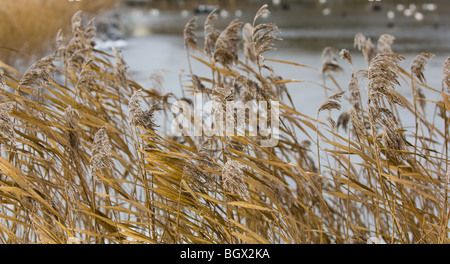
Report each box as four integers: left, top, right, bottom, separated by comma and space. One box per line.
0, 0, 120, 71
0, 4, 449, 244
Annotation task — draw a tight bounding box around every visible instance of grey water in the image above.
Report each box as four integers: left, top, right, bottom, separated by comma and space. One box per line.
106, 0, 449, 127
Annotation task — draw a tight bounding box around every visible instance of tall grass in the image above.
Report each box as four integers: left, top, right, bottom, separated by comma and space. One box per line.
0, 0, 120, 71
0, 5, 449, 244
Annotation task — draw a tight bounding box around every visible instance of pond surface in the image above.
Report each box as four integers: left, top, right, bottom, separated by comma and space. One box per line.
108, 0, 449, 121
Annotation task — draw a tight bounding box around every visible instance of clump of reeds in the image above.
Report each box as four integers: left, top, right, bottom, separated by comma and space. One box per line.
0, 0, 119, 70
0, 6, 449, 245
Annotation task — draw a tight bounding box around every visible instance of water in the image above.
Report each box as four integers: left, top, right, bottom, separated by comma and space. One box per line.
106, 0, 449, 122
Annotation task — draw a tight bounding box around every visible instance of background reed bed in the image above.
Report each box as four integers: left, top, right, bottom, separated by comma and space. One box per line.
0, 0, 120, 72
0, 5, 449, 244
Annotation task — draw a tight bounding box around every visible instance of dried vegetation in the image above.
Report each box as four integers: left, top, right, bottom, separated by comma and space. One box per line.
0, 5, 449, 244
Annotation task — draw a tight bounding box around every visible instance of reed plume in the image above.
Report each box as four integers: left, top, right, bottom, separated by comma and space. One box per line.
184, 16, 198, 50
213, 19, 243, 69
348, 73, 361, 110
0, 102, 15, 143
90, 125, 113, 173
18, 55, 56, 91
377, 34, 396, 55
251, 5, 281, 64
322, 47, 343, 74
411, 53, 434, 112
367, 54, 405, 108
243, 23, 257, 65
411, 53, 434, 83
318, 91, 345, 113
354, 33, 375, 66
63, 11, 96, 70
444, 57, 450, 92
204, 9, 219, 58
128, 89, 158, 131
112, 46, 129, 90
222, 160, 248, 197
64, 106, 81, 152
340, 49, 353, 66
0, 65, 5, 91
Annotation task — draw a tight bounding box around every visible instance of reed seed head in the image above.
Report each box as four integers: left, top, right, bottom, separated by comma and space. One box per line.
184, 16, 198, 50
354, 33, 375, 66
337, 111, 350, 131
340, 49, 353, 66
204, 9, 219, 57
243, 23, 257, 64
367, 54, 405, 107
252, 21, 281, 61
90, 125, 113, 173
411, 52, 434, 83
348, 73, 360, 110
0, 102, 15, 143
322, 47, 343, 74
64, 106, 81, 128
349, 106, 365, 138
213, 19, 243, 69
377, 34, 396, 55
443, 57, 450, 92
318, 91, 345, 114
129, 89, 158, 131
0, 65, 5, 91
222, 160, 248, 197
112, 46, 129, 89
19, 55, 56, 91
253, 4, 269, 26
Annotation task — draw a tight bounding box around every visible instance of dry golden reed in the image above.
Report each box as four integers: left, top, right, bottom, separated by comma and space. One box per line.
1, 6, 449, 245
377, 34, 396, 55
204, 9, 220, 57
128, 89, 158, 131
90, 125, 113, 173
213, 19, 243, 69
222, 160, 248, 197
354, 33, 375, 66
184, 16, 198, 50
443, 57, 450, 92
411, 53, 434, 83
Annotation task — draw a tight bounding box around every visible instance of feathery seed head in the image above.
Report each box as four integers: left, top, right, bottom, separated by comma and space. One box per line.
349, 106, 365, 138
411, 53, 434, 83
213, 19, 243, 69
340, 49, 353, 65
184, 17, 198, 50
443, 57, 450, 92
64, 106, 81, 128
112, 46, 129, 89
367, 54, 405, 106
348, 73, 360, 110
377, 34, 396, 55
354, 33, 375, 66
222, 160, 248, 197
204, 9, 220, 57
322, 47, 343, 74
0, 102, 15, 143
129, 89, 158, 131
253, 4, 269, 26
90, 125, 113, 173
0, 65, 5, 90
318, 91, 345, 114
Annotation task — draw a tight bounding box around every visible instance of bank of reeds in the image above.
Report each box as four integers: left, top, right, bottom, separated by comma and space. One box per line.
0, 5, 449, 244
0, 0, 120, 71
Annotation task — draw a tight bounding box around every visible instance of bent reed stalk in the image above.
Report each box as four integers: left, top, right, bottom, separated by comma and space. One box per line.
0, 6, 449, 244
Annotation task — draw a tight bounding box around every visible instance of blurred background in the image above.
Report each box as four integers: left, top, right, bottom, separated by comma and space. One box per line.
0, 0, 448, 118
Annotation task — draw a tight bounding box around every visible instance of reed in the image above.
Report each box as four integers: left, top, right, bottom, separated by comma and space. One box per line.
0, 5, 448, 244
